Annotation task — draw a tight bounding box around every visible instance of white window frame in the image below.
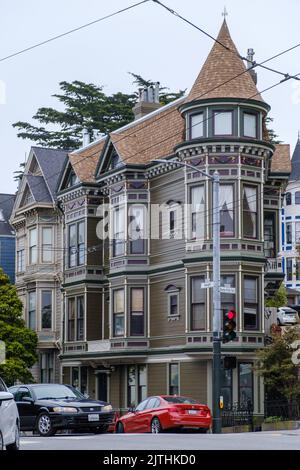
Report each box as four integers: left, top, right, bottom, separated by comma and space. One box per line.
40, 290, 53, 330
41, 227, 53, 263
29, 227, 37, 265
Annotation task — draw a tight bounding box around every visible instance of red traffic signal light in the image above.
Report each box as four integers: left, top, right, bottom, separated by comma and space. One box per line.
223, 310, 237, 343
226, 310, 236, 321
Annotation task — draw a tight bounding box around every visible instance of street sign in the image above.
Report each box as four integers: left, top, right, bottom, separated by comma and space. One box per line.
220, 286, 236, 294
201, 281, 214, 289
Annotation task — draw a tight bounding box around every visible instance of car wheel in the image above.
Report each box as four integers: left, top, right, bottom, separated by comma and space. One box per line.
116, 422, 124, 433
36, 413, 56, 437
93, 425, 108, 434
6, 424, 20, 451
151, 417, 162, 434
0, 432, 3, 451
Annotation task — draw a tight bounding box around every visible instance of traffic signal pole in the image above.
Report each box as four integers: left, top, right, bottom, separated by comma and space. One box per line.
212, 170, 221, 434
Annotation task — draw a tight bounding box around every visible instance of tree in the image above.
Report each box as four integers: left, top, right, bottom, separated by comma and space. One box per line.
129, 72, 186, 106
0, 269, 38, 385
13, 75, 185, 151
265, 283, 287, 308
256, 326, 300, 402
265, 116, 282, 144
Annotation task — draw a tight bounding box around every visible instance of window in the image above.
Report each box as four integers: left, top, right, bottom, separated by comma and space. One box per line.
239, 363, 253, 409
264, 213, 275, 258
286, 192, 292, 206
127, 366, 136, 407
190, 185, 205, 240
221, 368, 232, 410
42, 227, 53, 263
23, 188, 34, 206
68, 221, 85, 268
67, 170, 79, 188
213, 111, 233, 135
67, 298, 75, 341
286, 258, 293, 281
295, 192, 300, 204
169, 293, 179, 317
41, 290, 52, 329
220, 185, 234, 237
113, 289, 125, 337
17, 249, 25, 272
40, 352, 54, 383
169, 363, 179, 395
243, 186, 257, 239
28, 291, 36, 330
243, 277, 258, 330
191, 276, 206, 330
130, 288, 144, 336
113, 207, 125, 256
72, 367, 79, 389
243, 113, 257, 138
138, 365, 147, 402
29, 228, 37, 264
77, 297, 84, 341
170, 209, 175, 235
69, 366, 87, 395
296, 260, 300, 280
296, 222, 300, 244
77, 222, 85, 265
190, 113, 204, 139
127, 365, 147, 407
221, 275, 236, 330
67, 296, 85, 341
286, 223, 292, 244
68, 224, 77, 268
129, 205, 145, 254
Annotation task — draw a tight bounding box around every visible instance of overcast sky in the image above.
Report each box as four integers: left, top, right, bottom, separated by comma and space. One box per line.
1, 0, 300, 194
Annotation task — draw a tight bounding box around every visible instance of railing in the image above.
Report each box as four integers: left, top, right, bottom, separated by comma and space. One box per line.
264, 400, 300, 421
221, 402, 253, 430
266, 258, 283, 274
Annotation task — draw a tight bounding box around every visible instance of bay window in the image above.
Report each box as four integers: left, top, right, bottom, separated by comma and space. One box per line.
295, 222, 300, 244
286, 258, 293, 281
28, 291, 36, 330
220, 184, 234, 237
243, 186, 258, 239
191, 276, 206, 330
243, 112, 257, 138
68, 221, 85, 268
67, 298, 75, 341
77, 296, 84, 341
129, 205, 145, 254
190, 113, 204, 139
243, 276, 259, 330
113, 207, 125, 256
40, 352, 54, 383
213, 110, 233, 135
113, 289, 125, 337
286, 222, 292, 244
17, 249, 25, 272
42, 227, 53, 263
190, 185, 205, 240
130, 288, 144, 336
67, 296, 85, 341
29, 228, 37, 264
41, 290, 52, 329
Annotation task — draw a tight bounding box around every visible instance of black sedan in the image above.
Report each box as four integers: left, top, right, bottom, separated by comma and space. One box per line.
9, 383, 114, 437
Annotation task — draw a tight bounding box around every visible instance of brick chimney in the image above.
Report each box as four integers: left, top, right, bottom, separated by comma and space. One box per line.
133, 82, 161, 120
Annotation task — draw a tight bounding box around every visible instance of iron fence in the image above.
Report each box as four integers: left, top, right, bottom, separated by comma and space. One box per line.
264, 400, 300, 421
221, 402, 253, 430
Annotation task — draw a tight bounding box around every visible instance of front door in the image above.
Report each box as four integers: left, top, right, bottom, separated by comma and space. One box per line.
97, 373, 108, 402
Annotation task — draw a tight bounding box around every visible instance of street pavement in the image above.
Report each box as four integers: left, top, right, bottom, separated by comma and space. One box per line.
19, 430, 300, 450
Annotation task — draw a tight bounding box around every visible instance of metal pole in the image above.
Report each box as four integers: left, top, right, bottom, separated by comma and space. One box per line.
212, 170, 222, 434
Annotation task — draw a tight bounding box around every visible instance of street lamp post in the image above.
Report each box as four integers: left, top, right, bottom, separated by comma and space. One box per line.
154, 159, 222, 434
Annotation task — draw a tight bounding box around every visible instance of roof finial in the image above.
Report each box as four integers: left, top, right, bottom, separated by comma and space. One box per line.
222, 6, 228, 19
298, 130, 300, 141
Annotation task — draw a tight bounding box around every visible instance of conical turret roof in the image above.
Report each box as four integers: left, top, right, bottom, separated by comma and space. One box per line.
290, 135, 300, 180
187, 20, 264, 103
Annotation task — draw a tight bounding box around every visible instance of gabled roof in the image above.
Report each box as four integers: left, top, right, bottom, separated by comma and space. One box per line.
289, 137, 300, 180
270, 144, 291, 174
69, 138, 106, 182
187, 20, 264, 103
0, 193, 15, 236
31, 147, 68, 200
25, 175, 52, 202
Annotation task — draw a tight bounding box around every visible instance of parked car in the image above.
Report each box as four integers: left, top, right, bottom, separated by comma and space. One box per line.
9, 383, 114, 437
289, 304, 300, 319
115, 395, 212, 434
277, 306, 298, 326
0, 377, 20, 450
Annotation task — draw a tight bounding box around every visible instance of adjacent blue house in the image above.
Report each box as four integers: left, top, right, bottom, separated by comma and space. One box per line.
0, 193, 16, 284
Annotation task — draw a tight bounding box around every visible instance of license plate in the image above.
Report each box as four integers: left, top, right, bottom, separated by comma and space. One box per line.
88, 414, 100, 422
188, 410, 198, 415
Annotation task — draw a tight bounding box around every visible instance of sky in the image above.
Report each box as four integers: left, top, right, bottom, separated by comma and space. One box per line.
1, 0, 300, 195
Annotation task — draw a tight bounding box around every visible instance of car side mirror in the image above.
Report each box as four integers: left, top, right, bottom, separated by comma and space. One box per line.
22, 396, 34, 404
0, 391, 14, 402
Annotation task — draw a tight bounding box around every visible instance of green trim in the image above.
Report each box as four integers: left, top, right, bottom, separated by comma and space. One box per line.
107, 263, 184, 278
183, 255, 265, 264
179, 97, 270, 114
62, 279, 107, 288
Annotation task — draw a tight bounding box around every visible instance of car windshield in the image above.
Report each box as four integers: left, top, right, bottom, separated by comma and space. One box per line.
164, 396, 198, 404
282, 308, 297, 313
33, 384, 85, 400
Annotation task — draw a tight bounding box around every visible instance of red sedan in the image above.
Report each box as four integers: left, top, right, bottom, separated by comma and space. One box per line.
115, 395, 212, 434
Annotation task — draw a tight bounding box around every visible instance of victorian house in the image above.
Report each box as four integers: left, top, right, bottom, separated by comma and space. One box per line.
0, 193, 15, 283
10, 147, 67, 382
56, 19, 290, 416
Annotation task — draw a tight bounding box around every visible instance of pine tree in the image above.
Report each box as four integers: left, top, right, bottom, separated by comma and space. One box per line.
0, 269, 38, 385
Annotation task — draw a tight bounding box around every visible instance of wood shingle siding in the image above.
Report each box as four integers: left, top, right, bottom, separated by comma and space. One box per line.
86, 292, 102, 340
148, 363, 167, 397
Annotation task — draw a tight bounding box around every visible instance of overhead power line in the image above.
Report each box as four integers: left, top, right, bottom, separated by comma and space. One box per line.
0, 0, 150, 63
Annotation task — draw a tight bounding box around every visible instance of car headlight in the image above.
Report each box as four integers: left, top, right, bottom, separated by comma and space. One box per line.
52, 406, 78, 413
102, 404, 113, 412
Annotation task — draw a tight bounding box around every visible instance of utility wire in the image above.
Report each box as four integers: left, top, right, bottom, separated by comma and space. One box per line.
0, 0, 150, 63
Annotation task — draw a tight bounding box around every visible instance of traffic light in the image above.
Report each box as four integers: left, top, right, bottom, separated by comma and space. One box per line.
223, 310, 237, 343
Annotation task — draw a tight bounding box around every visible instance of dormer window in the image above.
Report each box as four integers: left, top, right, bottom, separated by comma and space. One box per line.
213, 110, 233, 136
189, 113, 204, 139
67, 170, 79, 188
243, 112, 257, 138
